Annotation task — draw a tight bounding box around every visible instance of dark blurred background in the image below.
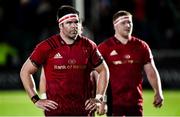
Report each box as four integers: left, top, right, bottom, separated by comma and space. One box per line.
0, 0, 180, 90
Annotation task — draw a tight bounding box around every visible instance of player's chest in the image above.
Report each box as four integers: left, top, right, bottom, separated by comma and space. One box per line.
106, 45, 143, 65
47, 46, 90, 65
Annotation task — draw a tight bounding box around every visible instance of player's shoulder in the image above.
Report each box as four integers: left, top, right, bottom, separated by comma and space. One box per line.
131, 36, 150, 49
98, 36, 114, 48
79, 35, 97, 46
46, 34, 60, 49
36, 34, 58, 50
131, 36, 148, 45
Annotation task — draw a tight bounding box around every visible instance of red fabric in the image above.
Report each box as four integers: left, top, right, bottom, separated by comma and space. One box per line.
30, 34, 103, 115
112, 105, 143, 116
98, 36, 152, 108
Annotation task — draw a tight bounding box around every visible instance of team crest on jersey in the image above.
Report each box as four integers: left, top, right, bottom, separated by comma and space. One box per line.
54, 52, 63, 59
68, 59, 76, 64
124, 54, 131, 59
110, 50, 118, 56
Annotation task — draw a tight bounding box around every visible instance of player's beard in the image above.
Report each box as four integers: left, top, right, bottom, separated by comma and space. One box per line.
68, 30, 78, 40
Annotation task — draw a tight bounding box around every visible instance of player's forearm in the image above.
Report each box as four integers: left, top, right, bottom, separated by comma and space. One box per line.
147, 68, 163, 95
96, 61, 109, 97
144, 62, 163, 95
20, 70, 38, 98
96, 73, 109, 95
20, 58, 40, 98
149, 76, 163, 95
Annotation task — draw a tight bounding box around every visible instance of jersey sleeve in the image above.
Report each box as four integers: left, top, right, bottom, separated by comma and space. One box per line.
30, 40, 51, 67
89, 40, 103, 68
141, 41, 153, 65
98, 42, 107, 59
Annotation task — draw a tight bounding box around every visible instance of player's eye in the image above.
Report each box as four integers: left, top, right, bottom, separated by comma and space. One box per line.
66, 20, 79, 25
74, 20, 79, 24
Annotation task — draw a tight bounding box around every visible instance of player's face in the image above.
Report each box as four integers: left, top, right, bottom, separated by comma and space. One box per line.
114, 17, 133, 38
61, 19, 80, 39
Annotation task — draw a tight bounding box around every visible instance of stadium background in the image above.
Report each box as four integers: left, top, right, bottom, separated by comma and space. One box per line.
0, 0, 180, 116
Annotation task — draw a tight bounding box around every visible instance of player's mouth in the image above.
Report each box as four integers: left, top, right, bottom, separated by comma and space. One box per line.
71, 30, 78, 34
125, 28, 131, 32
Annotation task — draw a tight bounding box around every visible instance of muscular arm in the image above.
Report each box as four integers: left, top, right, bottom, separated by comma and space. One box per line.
20, 58, 39, 98
20, 58, 58, 110
91, 70, 108, 115
39, 67, 47, 99
85, 60, 109, 115
94, 60, 109, 97
144, 60, 164, 107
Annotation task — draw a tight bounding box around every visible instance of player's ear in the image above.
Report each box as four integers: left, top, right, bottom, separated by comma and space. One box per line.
59, 23, 63, 30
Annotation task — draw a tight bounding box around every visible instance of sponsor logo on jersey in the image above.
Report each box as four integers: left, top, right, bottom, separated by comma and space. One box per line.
113, 60, 134, 65
54, 53, 63, 59
113, 60, 122, 65
110, 50, 118, 56
54, 65, 86, 70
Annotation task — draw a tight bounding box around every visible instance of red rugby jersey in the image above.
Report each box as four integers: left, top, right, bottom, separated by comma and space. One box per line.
98, 36, 152, 107
30, 34, 103, 115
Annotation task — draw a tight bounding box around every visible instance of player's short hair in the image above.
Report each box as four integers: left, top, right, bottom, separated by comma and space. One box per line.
56, 5, 79, 21
112, 10, 132, 22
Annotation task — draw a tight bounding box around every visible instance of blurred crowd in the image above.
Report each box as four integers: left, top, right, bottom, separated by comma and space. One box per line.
0, 0, 179, 71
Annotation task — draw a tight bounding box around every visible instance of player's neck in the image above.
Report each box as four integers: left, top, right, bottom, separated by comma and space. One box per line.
114, 34, 130, 45
60, 33, 76, 45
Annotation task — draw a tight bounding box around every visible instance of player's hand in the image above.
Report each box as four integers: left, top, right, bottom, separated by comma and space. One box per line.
96, 102, 107, 115
153, 93, 164, 108
35, 99, 58, 111
85, 98, 101, 115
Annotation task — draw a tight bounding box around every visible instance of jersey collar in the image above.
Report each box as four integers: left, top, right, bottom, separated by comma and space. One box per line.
57, 34, 80, 46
